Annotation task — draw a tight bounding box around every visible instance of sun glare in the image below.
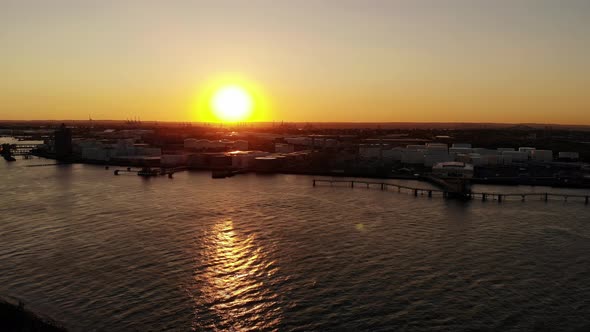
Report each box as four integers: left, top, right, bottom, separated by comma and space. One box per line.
211, 85, 253, 122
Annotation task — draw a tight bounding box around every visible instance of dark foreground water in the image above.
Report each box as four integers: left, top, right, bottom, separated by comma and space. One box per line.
1, 158, 590, 331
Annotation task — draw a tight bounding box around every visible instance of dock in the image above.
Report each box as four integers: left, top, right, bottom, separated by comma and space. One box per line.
113, 166, 187, 178
312, 179, 590, 204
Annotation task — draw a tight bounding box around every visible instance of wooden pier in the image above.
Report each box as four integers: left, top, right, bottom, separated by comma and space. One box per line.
312, 179, 589, 204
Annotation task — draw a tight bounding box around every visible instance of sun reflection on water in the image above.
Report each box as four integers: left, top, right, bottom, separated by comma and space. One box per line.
192, 219, 282, 331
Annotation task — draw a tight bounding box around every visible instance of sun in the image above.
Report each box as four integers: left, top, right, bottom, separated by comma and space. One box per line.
211, 85, 253, 122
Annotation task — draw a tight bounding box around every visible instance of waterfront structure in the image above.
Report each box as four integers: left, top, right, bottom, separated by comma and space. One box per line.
356, 140, 567, 169
75, 139, 161, 162
432, 162, 474, 178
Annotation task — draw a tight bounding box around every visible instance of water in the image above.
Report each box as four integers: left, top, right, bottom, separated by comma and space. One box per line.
1, 158, 590, 331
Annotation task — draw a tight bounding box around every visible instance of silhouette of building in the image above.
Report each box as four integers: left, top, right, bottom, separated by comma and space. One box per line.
55, 123, 72, 160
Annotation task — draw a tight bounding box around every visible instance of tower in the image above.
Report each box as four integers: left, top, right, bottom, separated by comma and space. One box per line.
54, 123, 72, 160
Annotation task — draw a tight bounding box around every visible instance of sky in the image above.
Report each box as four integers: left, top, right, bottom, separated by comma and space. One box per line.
1, 0, 589, 124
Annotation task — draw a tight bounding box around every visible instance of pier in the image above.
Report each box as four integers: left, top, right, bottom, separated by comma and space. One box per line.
312, 179, 589, 204
113, 166, 187, 178
2, 143, 43, 156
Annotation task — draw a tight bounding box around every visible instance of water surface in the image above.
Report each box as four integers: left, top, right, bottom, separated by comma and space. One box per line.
1, 159, 589, 331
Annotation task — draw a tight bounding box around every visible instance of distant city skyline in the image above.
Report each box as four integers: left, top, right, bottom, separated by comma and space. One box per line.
1, 0, 589, 124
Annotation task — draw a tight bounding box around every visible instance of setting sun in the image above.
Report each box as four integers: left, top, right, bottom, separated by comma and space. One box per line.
211, 85, 253, 122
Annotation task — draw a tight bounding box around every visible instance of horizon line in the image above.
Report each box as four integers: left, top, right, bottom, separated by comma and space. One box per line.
1, 119, 590, 128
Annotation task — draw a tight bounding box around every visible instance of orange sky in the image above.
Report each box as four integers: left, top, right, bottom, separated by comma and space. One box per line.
1, 1, 589, 124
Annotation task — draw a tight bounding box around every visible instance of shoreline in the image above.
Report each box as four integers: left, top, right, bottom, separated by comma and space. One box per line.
26, 153, 590, 190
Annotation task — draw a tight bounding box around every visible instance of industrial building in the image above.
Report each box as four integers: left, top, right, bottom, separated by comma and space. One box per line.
356, 140, 566, 169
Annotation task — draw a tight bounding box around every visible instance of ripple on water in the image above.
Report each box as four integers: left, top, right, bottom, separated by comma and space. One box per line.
0, 163, 590, 331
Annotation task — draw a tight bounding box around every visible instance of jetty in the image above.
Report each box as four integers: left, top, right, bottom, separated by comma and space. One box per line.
312, 179, 589, 204
113, 166, 187, 178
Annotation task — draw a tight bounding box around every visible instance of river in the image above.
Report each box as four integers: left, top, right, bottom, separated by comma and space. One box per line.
1, 157, 589, 331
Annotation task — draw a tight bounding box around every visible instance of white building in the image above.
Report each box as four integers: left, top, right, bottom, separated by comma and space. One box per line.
432, 162, 474, 178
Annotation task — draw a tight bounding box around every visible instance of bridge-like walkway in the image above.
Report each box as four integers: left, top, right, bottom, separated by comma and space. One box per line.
312, 179, 589, 204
